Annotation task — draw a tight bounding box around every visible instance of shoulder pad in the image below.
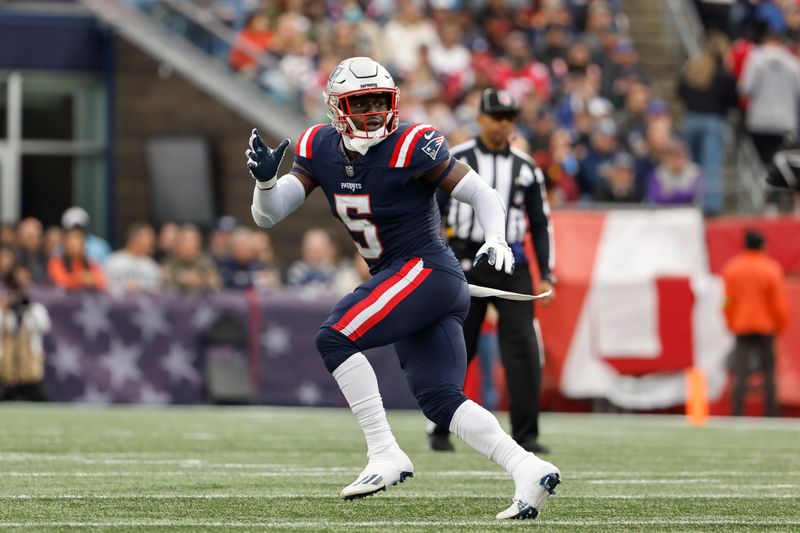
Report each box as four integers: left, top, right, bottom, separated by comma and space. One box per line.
388, 123, 438, 168
295, 124, 328, 160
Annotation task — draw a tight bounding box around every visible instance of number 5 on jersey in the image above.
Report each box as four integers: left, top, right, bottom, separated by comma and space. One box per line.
334, 195, 383, 259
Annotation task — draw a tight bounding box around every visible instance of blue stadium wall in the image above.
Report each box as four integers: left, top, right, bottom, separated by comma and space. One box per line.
0, 11, 115, 238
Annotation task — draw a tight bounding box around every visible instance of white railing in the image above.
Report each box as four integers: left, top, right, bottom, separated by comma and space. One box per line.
735, 134, 767, 213
79, 0, 306, 140
662, 0, 704, 64
156, 0, 279, 72
661, 0, 768, 214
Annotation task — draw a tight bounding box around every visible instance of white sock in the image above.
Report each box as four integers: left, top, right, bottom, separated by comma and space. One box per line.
332, 352, 397, 457
449, 399, 532, 478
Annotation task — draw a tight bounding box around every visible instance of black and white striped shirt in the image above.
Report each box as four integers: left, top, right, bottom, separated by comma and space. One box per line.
438, 138, 555, 278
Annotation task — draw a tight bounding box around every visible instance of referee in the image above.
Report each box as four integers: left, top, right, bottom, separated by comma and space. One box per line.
429, 88, 556, 454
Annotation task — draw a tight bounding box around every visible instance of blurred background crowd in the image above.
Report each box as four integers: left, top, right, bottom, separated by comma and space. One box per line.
6, 0, 800, 301
131, 0, 800, 217
1, 207, 370, 297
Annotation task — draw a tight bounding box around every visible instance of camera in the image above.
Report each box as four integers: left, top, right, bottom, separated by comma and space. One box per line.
2, 273, 29, 320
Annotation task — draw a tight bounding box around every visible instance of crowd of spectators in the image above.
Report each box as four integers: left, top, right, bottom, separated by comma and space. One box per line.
134, 0, 724, 212
0, 207, 369, 297
129, 0, 800, 216
681, 0, 800, 214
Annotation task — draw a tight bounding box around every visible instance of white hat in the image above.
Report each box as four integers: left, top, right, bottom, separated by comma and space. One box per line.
61, 206, 90, 229
588, 97, 613, 118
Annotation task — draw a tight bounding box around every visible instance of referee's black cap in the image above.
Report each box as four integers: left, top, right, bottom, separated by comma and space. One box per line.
479, 88, 520, 116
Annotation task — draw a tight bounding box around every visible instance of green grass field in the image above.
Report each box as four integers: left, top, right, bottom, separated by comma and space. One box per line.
0, 404, 798, 531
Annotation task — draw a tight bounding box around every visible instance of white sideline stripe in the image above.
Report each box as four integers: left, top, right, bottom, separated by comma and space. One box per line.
2, 455, 797, 479
563, 470, 800, 478
588, 480, 800, 487
393, 124, 432, 167
0, 457, 206, 466
2, 493, 798, 500
2, 455, 797, 480
435, 470, 800, 479
338, 258, 425, 337
431, 470, 800, 480
547, 519, 800, 526
0, 470, 356, 477
2, 519, 800, 528
586, 479, 714, 484
4, 470, 799, 489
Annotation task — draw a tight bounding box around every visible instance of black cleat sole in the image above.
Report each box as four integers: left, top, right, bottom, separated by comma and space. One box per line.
342, 486, 386, 501
510, 506, 539, 520
342, 471, 414, 501
398, 471, 413, 483
540, 472, 560, 495
498, 471, 561, 520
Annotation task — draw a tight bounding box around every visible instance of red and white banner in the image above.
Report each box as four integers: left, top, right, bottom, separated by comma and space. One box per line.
536, 209, 733, 410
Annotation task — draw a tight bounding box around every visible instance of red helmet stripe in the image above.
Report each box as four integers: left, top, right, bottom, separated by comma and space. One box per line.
389, 124, 434, 168
296, 124, 326, 159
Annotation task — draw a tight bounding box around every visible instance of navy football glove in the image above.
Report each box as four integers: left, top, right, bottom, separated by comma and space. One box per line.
246, 128, 290, 190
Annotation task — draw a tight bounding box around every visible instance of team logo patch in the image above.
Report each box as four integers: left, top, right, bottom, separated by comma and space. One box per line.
421, 135, 445, 160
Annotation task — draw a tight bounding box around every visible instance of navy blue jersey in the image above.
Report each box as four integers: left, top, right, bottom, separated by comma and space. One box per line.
292, 122, 463, 279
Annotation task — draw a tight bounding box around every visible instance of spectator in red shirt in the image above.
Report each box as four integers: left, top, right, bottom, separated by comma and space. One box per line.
429, 21, 474, 104
228, 11, 273, 77
494, 31, 552, 104
534, 128, 581, 206
729, 36, 754, 80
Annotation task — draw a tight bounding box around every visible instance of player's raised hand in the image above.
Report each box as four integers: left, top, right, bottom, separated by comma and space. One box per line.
246, 128, 290, 190
474, 233, 515, 275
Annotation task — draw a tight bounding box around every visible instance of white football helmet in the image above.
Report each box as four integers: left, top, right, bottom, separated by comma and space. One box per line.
324, 57, 399, 154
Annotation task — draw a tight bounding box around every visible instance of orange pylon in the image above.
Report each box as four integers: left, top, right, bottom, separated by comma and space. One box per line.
686, 367, 709, 426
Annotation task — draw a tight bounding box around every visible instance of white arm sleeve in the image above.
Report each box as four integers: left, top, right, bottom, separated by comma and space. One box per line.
450, 168, 507, 241
251, 173, 307, 228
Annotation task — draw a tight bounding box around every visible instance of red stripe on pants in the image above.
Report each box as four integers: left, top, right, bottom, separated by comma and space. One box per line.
348, 267, 432, 341
331, 258, 421, 338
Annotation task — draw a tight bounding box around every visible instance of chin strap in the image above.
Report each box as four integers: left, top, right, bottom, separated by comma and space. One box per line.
341, 114, 393, 155
343, 134, 385, 155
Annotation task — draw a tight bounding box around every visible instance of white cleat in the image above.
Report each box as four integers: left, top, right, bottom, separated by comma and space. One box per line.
340, 448, 414, 500
496, 456, 561, 520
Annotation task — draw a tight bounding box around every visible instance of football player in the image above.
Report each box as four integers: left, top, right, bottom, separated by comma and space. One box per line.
248, 57, 560, 520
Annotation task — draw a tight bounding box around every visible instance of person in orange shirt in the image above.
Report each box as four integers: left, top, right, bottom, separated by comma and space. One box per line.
48, 227, 106, 292
228, 11, 273, 78
722, 229, 789, 417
